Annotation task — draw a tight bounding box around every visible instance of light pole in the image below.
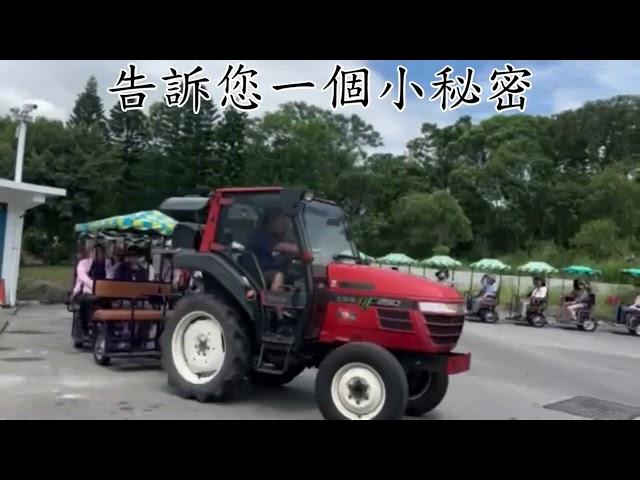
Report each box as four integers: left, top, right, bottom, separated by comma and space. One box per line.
9, 103, 38, 183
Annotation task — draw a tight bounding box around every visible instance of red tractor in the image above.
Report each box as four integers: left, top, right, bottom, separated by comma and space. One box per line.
159, 187, 470, 420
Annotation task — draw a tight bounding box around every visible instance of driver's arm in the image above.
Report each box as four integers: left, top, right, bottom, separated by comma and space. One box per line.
273, 242, 300, 255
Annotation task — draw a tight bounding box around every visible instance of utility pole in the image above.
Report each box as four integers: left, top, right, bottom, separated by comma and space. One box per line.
9, 103, 38, 183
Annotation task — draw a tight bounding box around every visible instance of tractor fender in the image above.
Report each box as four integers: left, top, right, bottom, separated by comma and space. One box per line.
173, 251, 258, 322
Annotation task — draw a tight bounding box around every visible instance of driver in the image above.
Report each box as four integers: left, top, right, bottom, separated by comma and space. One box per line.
248, 206, 300, 293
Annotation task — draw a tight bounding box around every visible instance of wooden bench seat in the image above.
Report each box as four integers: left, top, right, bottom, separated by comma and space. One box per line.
93, 309, 164, 322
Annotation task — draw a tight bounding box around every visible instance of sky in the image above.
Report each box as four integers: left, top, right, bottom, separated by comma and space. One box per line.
1, 60, 640, 154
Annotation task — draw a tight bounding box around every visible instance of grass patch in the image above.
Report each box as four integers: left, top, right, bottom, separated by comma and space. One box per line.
19, 265, 73, 289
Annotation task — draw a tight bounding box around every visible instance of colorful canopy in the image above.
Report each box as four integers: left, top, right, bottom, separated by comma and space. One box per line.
421, 255, 462, 269
376, 253, 417, 265
561, 265, 601, 277
469, 258, 511, 272
621, 268, 640, 278
517, 261, 558, 275
75, 210, 177, 237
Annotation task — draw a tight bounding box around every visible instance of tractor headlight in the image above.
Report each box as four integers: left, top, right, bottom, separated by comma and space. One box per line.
418, 302, 465, 315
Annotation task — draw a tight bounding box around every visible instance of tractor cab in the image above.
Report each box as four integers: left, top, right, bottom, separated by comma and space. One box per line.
161, 187, 359, 343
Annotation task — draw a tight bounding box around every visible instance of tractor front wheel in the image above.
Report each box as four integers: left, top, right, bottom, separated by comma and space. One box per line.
161, 293, 250, 402
405, 370, 449, 417
315, 342, 408, 420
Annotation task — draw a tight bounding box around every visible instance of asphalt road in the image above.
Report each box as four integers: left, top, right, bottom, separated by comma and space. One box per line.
1, 305, 639, 420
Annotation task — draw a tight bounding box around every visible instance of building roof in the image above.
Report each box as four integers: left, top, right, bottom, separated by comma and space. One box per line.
0, 178, 66, 197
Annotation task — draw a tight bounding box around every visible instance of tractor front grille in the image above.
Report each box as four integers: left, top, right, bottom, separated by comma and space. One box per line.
376, 308, 412, 331
423, 314, 464, 345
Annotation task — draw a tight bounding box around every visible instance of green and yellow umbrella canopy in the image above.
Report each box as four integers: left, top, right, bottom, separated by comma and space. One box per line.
517, 261, 558, 275
621, 268, 640, 278
74, 210, 177, 237
376, 253, 417, 266
561, 265, 601, 277
469, 258, 511, 273
420, 255, 462, 269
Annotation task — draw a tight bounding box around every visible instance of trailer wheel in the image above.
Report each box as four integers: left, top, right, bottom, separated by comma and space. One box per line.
405, 371, 449, 417
315, 342, 408, 420
161, 293, 250, 402
249, 365, 306, 387
93, 323, 111, 366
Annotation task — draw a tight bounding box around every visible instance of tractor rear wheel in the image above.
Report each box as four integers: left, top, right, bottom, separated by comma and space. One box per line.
161, 293, 250, 402
315, 342, 408, 420
249, 365, 306, 387
405, 370, 449, 417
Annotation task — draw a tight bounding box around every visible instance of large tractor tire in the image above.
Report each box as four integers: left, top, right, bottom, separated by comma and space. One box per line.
315, 342, 408, 420
405, 371, 449, 417
249, 365, 306, 387
161, 293, 250, 402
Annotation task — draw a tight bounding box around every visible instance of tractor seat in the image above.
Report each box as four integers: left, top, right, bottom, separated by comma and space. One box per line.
92, 309, 164, 322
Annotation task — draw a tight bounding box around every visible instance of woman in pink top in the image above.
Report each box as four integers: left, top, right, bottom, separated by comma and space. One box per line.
73, 244, 105, 334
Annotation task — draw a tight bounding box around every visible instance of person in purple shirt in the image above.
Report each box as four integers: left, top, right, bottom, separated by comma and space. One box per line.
111, 247, 144, 281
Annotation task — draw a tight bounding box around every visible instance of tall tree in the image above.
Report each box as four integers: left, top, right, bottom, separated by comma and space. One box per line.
392, 190, 472, 258
213, 107, 250, 187
149, 98, 220, 196
68, 76, 108, 137
108, 105, 151, 211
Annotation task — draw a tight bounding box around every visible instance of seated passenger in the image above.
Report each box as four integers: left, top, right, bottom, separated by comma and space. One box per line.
113, 248, 148, 282
564, 279, 581, 302
520, 276, 548, 317
470, 274, 497, 313
435, 269, 454, 287
247, 206, 300, 292
563, 281, 590, 321
72, 245, 102, 331
616, 291, 640, 324
88, 244, 107, 281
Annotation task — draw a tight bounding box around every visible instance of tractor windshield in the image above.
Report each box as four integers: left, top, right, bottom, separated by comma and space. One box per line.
302, 201, 357, 264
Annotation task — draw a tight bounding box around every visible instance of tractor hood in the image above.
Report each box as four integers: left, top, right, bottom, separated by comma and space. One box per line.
327, 263, 462, 303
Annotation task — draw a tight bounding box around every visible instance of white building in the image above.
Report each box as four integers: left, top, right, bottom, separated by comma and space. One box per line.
0, 178, 66, 306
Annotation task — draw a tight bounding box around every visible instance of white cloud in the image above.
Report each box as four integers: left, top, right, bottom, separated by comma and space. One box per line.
0, 60, 464, 155
4, 60, 640, 155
